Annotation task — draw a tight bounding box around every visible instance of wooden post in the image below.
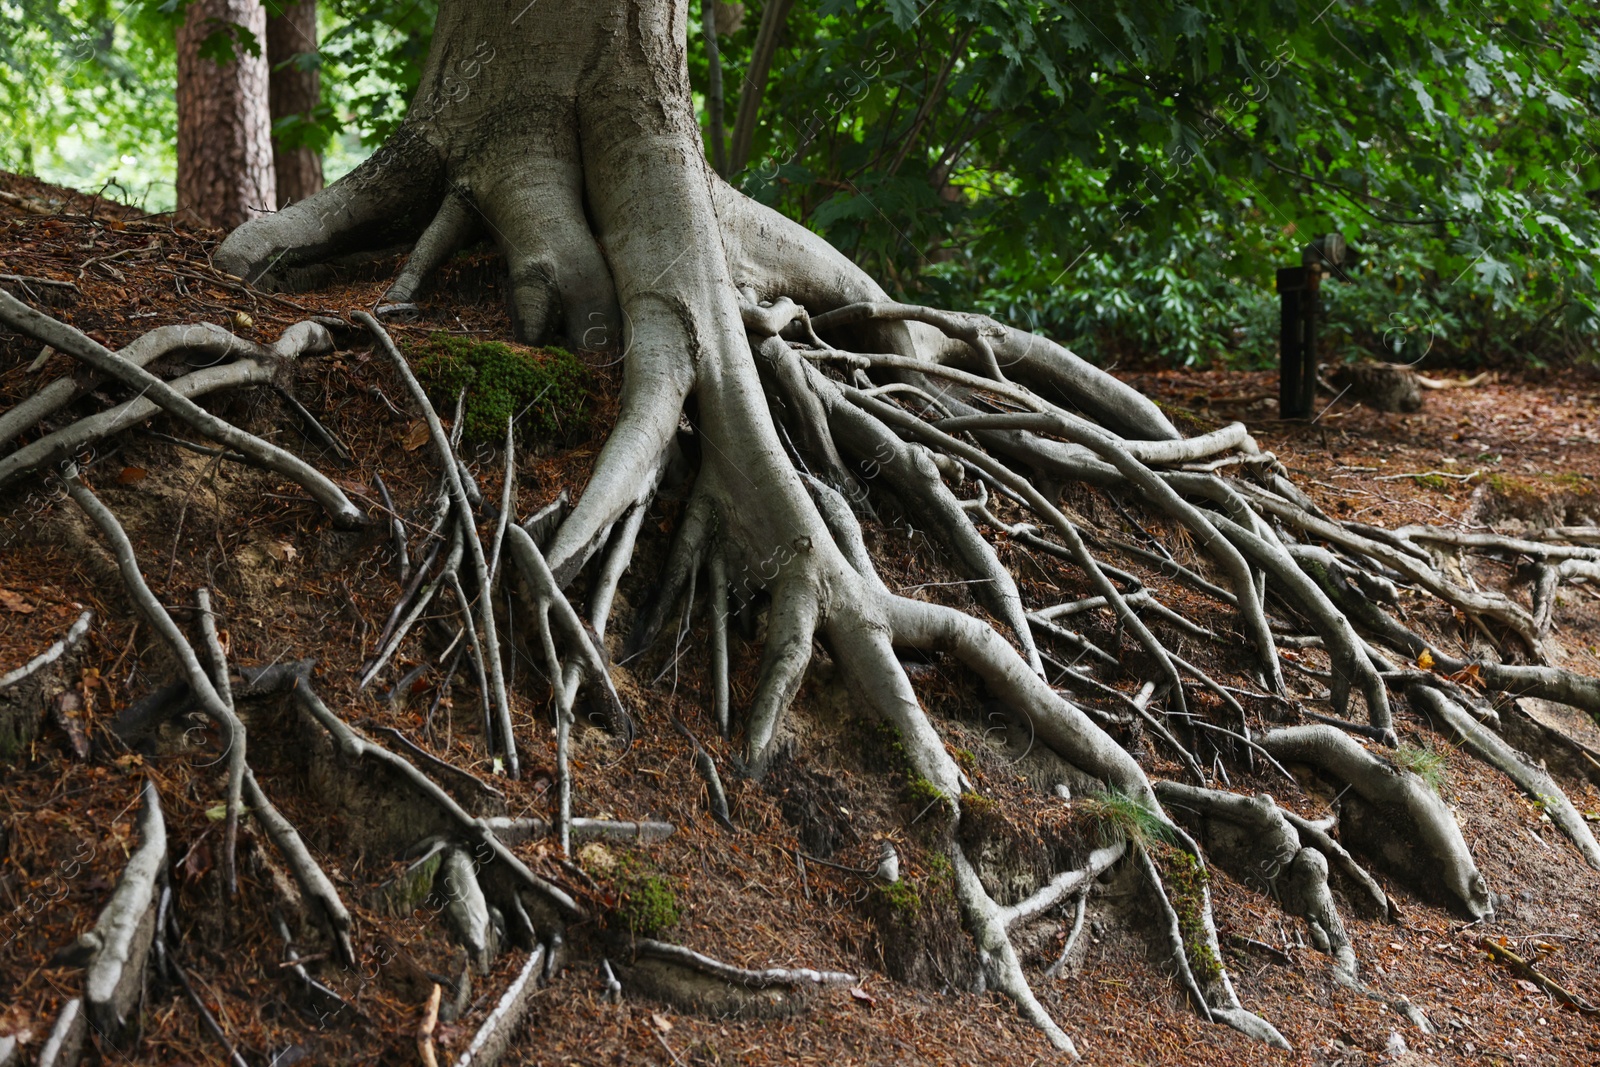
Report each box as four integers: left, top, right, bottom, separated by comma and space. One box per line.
1277, 264, 1319, 419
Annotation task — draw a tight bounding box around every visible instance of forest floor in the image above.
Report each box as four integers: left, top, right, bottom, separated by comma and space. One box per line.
3, 171, 1600, 1067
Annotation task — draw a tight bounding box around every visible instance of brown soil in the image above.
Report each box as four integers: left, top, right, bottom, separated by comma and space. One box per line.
3, 172, 1600, 1066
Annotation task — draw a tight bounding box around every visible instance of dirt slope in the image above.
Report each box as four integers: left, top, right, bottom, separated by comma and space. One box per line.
3, 172, 1600, 1066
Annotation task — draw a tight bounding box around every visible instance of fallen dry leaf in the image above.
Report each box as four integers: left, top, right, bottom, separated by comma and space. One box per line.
403, 421, 430, 451
0, 588, 35, 614
117, 466, 147, 484
263, 541, 299, 563
849, 986, 876, 1006
649, 1013, 673, 1032
1417, 648, 1435, 670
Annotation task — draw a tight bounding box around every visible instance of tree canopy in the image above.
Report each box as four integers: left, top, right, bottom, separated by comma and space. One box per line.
3, 0, 1596, 366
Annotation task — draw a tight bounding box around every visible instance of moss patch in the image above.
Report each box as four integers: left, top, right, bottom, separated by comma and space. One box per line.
1159, 846, 1222, 984
412, 332, 589, 442
611, 856, 680, 937
875, 877, 922, 918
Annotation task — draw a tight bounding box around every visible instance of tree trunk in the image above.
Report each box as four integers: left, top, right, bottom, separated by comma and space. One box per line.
175, 0, 276, 230
729, 0, 794, 174
266, 0, 325, 207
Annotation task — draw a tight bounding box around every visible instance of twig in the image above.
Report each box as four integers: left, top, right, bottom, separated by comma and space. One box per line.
1477, 937, 1600, 1014
417, 982, 442, 1067
374, 473, 411, 582
273, 384, 352, 463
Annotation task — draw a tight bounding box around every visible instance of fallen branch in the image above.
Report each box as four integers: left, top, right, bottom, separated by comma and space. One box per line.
1476, 937, 1599, 1015
633, 939, 855, 988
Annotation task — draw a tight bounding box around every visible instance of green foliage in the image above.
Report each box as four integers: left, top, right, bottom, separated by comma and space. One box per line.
5, 0, 1597, 366
1076, 788, 1169, 849
615, 862, 680, 937
0, 0, 178, 205
1392, 742, 1449, 793
413, 333, 589, 443
689, 0, 1600, 367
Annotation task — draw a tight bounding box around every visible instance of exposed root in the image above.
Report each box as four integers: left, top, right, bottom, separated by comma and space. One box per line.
998, 841, 1126, 929
1261, 725, 1492, 918
451, 945, 548, 1067
1278, 809, 1392, 920
633, 938, 856, 988
0, 609, 92, 691
241, 766, 356, 965
36, 998, 86, 1067
77, 779, 166, 1040
949, 845, 1080, 1057
359, 311, 516, 776
1409, 684, 1600, 870
285, 669, 584, 922
1154, 781, 1355, 975
12, 22, 1599, 1054
0, 291, 360, 525
484, 816, 676, 845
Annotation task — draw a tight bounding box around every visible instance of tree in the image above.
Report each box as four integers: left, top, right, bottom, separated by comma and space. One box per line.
266, 0, 325, 206
5, 0, 1600, 1060
174, 0, 275, 228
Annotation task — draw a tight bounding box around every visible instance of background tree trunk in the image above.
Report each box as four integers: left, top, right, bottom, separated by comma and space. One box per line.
729, 0, 793, 174
266, 0, 324, 207
175, 0, 276, 230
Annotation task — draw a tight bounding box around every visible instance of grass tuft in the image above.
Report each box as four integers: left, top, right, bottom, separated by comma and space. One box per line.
1077, 788, 1169, 849
1391, 742, 1449, 793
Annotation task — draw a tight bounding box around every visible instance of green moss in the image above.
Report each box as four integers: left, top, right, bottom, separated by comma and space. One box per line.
876, 877, 922, 918
412, 332, 589, 442
957, 790, 996, 816
1412, 473, 1452, 491
905, 776, 948, 809
1161, 847, 1223, 985
1391, 743, 1449, 793
614, 860, 680, 937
